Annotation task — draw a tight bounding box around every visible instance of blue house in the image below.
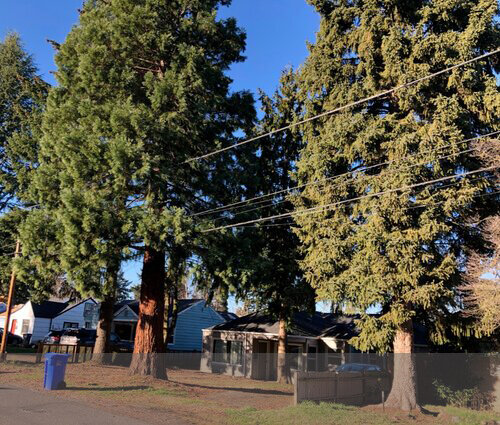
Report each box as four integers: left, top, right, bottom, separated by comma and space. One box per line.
111, 299, 236, 352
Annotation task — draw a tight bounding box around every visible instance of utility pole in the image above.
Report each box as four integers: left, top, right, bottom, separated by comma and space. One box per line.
0, 240, 21, 361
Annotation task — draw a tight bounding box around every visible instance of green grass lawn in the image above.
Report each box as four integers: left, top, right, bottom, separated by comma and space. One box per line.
226, 402, 500, 425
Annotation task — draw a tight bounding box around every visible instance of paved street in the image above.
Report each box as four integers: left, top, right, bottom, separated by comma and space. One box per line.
0, 386, 151, 425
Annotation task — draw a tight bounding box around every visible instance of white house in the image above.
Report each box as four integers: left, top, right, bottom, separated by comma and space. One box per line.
0, 298, 97, 343
0, 301, 68, 343
50, 298, 98, 331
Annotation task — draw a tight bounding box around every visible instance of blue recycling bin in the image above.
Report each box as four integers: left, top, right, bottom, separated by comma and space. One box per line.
43, 353, 71, 390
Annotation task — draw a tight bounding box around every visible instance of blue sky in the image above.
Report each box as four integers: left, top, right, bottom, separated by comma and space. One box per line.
0, 1, 320, 310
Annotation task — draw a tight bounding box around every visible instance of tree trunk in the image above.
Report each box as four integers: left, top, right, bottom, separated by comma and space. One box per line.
164, 287, 178, 348
277, 316, 289, 384
129, 245, 167, 380
384, 320, 420, 411
92, 294, 114, 364
92, 260, 119, 365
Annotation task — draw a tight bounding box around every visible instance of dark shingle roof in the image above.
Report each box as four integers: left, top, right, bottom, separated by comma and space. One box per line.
211, 311, 429, 345
210, 311, 358, 339
114, 299, 139, 315
217, 311, 238, 322
31, 301, 69, 319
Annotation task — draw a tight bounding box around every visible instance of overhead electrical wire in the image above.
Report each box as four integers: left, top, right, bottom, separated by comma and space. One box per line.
236, 188, 500, 229
201, 165, 499, 233
184, 48, 500, 164
210, 144, 496, 221
189, 131, 500, 218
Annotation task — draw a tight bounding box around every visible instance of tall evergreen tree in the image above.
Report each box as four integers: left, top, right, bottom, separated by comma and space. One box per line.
293, 0, 499, 410
0, 34, 52, 302
0, 33, 47, 210
196, 70, 316, 383
33, 0, 254, 378
243, 71, 316, 384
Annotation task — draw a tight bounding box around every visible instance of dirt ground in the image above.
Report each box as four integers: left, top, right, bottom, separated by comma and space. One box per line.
1, 361, 498, 425
0, 361, 293, 424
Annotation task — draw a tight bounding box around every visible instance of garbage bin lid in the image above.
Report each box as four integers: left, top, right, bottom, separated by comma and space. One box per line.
44, 353, 72, 360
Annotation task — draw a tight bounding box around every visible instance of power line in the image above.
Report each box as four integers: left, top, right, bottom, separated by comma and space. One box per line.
211, 145, 491, 221
236, 188, 500, 229
189, 131, 500, 218
184, 49, 500, 164
202, 165, 499, 233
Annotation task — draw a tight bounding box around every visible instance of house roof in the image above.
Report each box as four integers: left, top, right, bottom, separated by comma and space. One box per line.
0, 304, 24, 317
210, 311, 429, 345
54, 298, 97, 318
31, 301, 69, 319
217, 311, 238, 322
210, 311, 357, 339
113, 299, 206, 318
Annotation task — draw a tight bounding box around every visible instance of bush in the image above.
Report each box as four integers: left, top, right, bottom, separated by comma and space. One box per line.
432, 380, 493, 411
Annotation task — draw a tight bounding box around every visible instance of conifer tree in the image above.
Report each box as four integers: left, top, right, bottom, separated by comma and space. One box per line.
0, 33, 47, 210
34, 0, 254, 378
244, 71, 316, 384
0, 34, 53, 302
196, 70, 316, 383
294, 0, 499, 410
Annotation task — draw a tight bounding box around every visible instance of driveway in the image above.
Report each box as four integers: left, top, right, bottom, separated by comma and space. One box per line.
0, 386, 153, 425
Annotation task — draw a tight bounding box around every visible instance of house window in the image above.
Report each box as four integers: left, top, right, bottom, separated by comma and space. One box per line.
167, 331, 174, 345
83, 303, 94, 315
288, 344, 303, 370
84, 322, 92, 329
21, 319, 30, 334
327, 348, 342, 370
307, 346, 317, 372
63, 322, 79, 329
213, 340, 243, 365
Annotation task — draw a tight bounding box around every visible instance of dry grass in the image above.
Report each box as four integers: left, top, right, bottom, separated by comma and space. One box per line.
1, 361, 498, 425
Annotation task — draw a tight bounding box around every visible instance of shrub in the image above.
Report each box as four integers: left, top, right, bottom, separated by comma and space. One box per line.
432, 380, 493, 410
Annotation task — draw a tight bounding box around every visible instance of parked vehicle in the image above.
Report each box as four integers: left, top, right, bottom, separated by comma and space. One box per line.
42, 330, 65, 345
59, 328, 133, 352
59, 328, 95, 346
0, 328, 24, 346
335, 363, 383, 373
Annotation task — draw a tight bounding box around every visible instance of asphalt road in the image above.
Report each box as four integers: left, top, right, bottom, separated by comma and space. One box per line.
0, 386, 151, 425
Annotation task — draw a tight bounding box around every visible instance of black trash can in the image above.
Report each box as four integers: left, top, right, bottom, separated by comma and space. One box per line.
22, 333, 32, 347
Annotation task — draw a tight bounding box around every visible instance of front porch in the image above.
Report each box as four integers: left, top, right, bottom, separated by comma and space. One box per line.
201, 329, 350, 381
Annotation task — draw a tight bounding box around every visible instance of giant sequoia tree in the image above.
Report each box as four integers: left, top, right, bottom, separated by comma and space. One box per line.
34, 0, 253, 378
293, 0, 499, 410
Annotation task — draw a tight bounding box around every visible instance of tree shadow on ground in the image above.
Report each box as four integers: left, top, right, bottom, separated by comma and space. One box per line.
168, 380, 292, 396
66, 385, 150, 392
420, 406, 439, 417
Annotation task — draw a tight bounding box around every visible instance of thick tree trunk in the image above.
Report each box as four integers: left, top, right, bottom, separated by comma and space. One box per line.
277, 316, 289, 384
129, 245, 167, 380
92, 294, 114, 364
384, 320, 420, 411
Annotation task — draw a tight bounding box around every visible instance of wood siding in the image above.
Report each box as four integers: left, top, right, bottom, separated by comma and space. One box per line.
168, 301, 226, 352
